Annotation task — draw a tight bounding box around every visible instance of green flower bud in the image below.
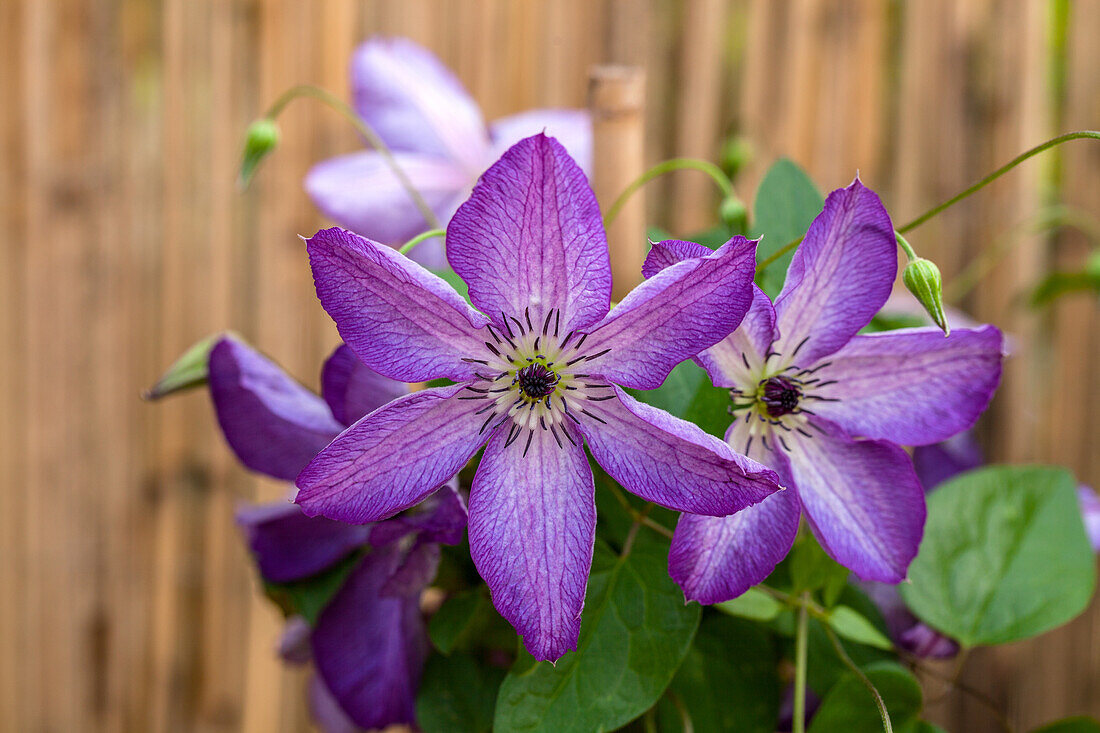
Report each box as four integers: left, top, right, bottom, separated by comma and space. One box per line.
903, 258, 950, 336
238, 118, 280, 188
720, 137, 754, 177
143, 333, 224, 400
719, 195, 748, 232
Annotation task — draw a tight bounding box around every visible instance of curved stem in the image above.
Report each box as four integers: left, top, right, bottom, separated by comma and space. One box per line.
824, 625, 893, 733
399, 228, 446, 256
263, 84, 441, 229
756, 131, 1100, 276
603, 158, 734, 228
895, 233, 918, 262
793, 595, 810, 733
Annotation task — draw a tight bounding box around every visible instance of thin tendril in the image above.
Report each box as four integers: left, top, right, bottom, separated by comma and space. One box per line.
261, 84, 441, 229
824, 625, 893, 733
603, 158, 735, 228
399, 228, 446, 255
755, 130, 1100, 276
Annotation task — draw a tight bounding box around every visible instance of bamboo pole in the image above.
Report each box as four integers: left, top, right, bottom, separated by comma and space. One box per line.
588, 65, 646, 300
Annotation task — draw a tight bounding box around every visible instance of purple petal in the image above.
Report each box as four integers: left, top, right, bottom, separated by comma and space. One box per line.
773, 178, 897, 365
311, 547, 428, 730
640, 238, 712, 279
447, 134, 612, 334
1078, 486, 1100, 552
381, 540, 441, 597
582, 237, 758, 390
670, 492, 801, 604
899, 623, 960, 659
786, 418, 925, 583
580, 386, 781, 516
306, 227, 489, 383
489, 109, 593, 176
349, 37, 488, 170
276, 615, 313, 665
320, 344, 409, 426
208, 337, 342, 481
304, 151, 467, 266
911, 432, 984, 492
308, 675, 359, 733
808, 326, 1004, 445
695, 286, 777, 389
236, 501, 371, 583
368, 481, 469, 548
296, 384, 489, 524
468, 425, 595, 661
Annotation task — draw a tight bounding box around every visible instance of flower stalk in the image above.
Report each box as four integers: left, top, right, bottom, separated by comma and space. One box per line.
603, 157, 735, 228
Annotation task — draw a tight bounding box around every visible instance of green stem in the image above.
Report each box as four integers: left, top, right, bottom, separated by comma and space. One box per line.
263, 84, 441, 230
824, 625, 893, 733
895, 233, 918, 262
793, 594, 810, 733
399, 228, 446, 255
756, 131, 1100, 276
603, 158, 734, 228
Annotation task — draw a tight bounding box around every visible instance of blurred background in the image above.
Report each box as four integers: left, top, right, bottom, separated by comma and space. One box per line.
1, 0, 1098, 731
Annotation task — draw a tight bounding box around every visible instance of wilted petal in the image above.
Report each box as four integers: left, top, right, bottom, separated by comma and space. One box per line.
296, 385, 489, 524
468, 425, 595, 661
208, 337, 342, 481
447, 134, 612, 334
809, 326, 1004, 445
307, 227, 489, 383
580, 386, 780, 516
489, 109, 593, 176
321, 344, 409, 426
911, 432, 984, 491
773, 179, 897, 365
304, 151, 467, 265
787, 418, 925, 583
236, 501, 370, 583
582, 237, 758, 390
349, 37, 488, 170
311, 547, 428, 730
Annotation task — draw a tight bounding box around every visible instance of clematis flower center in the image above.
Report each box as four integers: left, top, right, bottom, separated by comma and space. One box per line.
459, 307, 614, 454
760, 376, 802, 417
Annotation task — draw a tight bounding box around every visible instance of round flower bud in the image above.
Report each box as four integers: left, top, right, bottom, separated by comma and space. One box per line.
903, 258, 950, 336
239, 118, 281, 188
720, 137, 754, 177
719, 195, 748, 232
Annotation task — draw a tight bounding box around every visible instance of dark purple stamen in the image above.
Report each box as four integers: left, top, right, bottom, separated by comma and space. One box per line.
761, 376, 802, 417
516, 363, 560, 399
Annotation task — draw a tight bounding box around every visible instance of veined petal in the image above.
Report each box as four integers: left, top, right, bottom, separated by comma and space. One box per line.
311, 547, 427, 730
296, 385, 489, 524
447, 134, 612, 334
304, 151, 467, 266
349, 37, 488, 170
489, 109, 593, 176
208, 337, 341, 481
307, 227, 489, 383
321, 344, 409, 426
583, 237, 758, 390
468, 425, 595, 662
787, 418, 925, 583
809, 326, 1004, 445
580, 386, 781, 516
774, 178, 897, 365
236, 501, 370, 583
369, 480, 468, 548
640, 238, 712, 279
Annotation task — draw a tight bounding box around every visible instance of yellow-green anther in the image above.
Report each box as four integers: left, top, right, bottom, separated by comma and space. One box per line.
903, 258, 950, 336
238, 118, 280, 188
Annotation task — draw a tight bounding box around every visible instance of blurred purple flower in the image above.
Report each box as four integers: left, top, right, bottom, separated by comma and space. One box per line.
1079, 486, 1100, 550
207, 335, 466, 730
295, 134, 782, 661
305, 36, 592, 270
647, 179, 1005, 602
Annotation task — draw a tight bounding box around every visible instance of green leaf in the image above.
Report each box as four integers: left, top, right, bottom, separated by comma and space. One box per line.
901, 465, 1096, 646
1029, 268, 1100, 307
416, 652, 506, 733
900, 720, 948, 733
656, 614, 781, 733
627, 360, 731, 439
262, 552, 361, 625
807, 585, 893, 695
143, 332, 225, 400
789, 531, 850, 602
826, 606, 894, 651
432, 266, 471, 303
493, 536, 701, 732
1031, 716, 1100, 733
716, 587, 783, 622
751, 158, 824, 297
808, 661, 922, 733
429, 587, 492, 654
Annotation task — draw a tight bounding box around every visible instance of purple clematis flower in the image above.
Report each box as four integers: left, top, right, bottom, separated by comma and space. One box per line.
305, 36, 592, 270
648, 178, 1005, 603
207, 335, 466, 730
295, 133, 783, 661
